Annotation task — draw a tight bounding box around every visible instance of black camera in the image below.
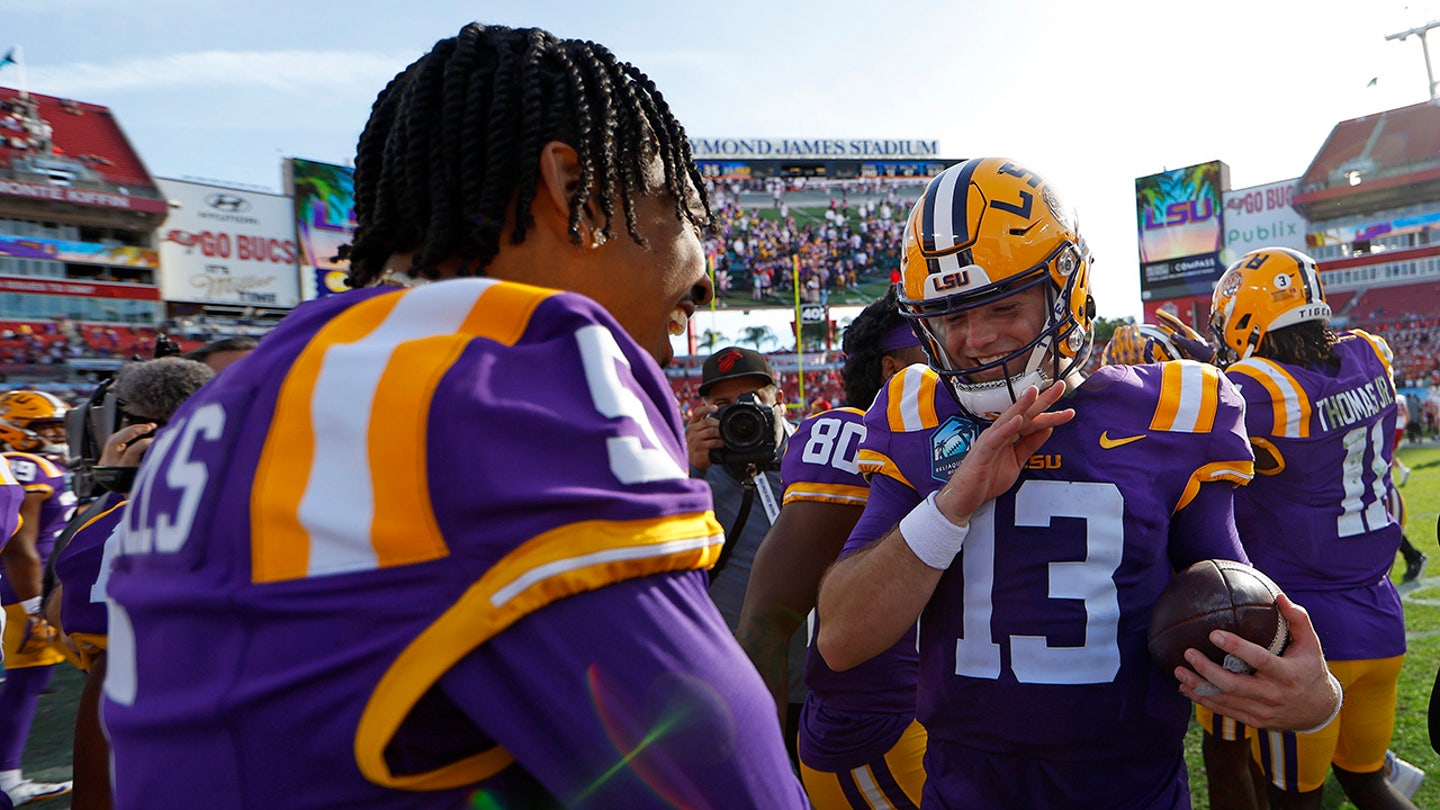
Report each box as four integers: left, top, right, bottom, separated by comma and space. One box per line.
709, 392, 781, 474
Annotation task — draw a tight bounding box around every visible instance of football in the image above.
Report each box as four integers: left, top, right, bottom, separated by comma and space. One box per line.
1147, 559, 1289, 680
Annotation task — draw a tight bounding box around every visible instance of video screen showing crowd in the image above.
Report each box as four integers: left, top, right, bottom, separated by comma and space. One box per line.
0, 22, 1432, 808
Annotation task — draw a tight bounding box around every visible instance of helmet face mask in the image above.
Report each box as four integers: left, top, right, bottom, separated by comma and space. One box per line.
1209, 247, 1330, 367
897, 158, 1095, 418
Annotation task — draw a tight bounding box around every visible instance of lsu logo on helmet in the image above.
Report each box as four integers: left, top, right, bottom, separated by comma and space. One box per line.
1209, 247, 1330, 365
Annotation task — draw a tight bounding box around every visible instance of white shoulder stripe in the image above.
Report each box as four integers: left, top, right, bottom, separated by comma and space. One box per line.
1169, 361, 1208, 432
300, 280, 499, 576
1235, 359, 1306, 439
897, 365, 930, 432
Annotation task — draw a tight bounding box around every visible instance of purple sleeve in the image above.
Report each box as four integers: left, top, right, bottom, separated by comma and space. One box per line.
437, 570, 809, 809
841, 472, 920, 558
56, 501, 125, 640
1166, 480, 1248, 570
0, 482, 20, 551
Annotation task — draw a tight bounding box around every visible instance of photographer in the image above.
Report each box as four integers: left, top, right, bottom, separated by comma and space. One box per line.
684, 346, 803, 756
49, 356, 213, 810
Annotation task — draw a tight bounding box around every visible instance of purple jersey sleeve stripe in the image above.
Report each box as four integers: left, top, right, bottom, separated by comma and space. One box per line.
781, 483, 870, 506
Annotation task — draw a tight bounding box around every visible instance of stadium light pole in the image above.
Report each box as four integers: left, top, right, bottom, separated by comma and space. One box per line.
1386, 20, 1440, 101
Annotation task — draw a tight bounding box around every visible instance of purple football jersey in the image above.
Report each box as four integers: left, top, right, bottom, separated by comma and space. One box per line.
102, 279, 806, 809
54, 493, 126, 665
780, 407, 869, 508
783, 406, 923, 769
847, 362, 1254, 804
0, 456, 23, 553
1226, 330, 1405, 660
1, 451, 73, 604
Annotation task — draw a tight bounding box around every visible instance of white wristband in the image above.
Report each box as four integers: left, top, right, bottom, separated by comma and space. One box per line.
19, 596, 41, 617
899, 492, 970, 570
1292, 671, 1343, 735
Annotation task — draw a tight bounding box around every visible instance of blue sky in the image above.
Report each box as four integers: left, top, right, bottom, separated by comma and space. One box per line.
7, 0, 1440, 324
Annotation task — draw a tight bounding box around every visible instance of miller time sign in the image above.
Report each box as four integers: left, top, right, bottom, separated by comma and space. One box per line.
690, 138, 940, 160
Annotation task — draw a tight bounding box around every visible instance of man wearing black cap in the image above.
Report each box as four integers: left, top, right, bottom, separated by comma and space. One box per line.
685, 346, 805, 757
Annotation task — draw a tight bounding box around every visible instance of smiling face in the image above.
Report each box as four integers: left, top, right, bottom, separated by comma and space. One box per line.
569, 156, 713, 368
924, 283, 1050, 383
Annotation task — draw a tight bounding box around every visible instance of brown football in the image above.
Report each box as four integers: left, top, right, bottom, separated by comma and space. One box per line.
1147, 559, 1289, 680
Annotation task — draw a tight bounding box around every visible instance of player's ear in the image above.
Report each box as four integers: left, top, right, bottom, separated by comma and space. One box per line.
536, 141, 600, 246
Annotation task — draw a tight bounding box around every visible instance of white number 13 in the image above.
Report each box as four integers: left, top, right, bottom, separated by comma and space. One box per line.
954, 480, 1123, 685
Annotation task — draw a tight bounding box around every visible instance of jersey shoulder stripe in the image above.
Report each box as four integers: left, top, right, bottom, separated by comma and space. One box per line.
884, 364, 941, 433
1149, 360, 1222, 433
1226, 358, 1311, 439
252, 279, 554, 584
781, 481, 869, 506
2, 451, 61, 495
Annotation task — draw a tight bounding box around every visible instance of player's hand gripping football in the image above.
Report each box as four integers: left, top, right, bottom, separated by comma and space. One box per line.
933, 383, 1075, 525
1174, 593, 1341, 733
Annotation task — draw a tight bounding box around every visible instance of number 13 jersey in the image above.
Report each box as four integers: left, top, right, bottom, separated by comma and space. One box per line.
851, 361, 1254, 764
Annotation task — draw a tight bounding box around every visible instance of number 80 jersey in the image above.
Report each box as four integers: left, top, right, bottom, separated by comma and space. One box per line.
852, 362, 1254, 765
780, 406, 869, 508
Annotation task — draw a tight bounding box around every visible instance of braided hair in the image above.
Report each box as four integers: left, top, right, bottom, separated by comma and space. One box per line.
840, 285, 912, 408
1256, 321, 1338, 369
343, 23, 711, 287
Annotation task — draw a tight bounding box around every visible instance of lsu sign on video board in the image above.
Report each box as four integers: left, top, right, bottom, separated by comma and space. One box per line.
288, 157, 356, 299
1135, 161, 1227, 300
156, 179, 301, 307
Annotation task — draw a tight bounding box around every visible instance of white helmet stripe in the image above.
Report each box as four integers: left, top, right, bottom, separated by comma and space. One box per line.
928, 164, 963, 251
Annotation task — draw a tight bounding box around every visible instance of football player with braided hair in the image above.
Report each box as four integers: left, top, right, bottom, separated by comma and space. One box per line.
736, 285, 929, 808
1210, 247, 1418, 809
100, 23, 805, 809
816, 159, 1341, 807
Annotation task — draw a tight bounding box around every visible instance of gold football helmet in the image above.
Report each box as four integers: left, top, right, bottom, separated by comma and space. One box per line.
1209, 247, 1330, 366
897, 157, 1095, 417
0, 390, 69, 454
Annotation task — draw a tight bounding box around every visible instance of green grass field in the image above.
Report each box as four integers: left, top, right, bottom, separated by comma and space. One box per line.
1184, 440, 1440, 809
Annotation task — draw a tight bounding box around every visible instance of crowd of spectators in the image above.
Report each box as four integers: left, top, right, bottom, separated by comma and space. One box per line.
702, 178, 915, 306
0, 319, 158, 366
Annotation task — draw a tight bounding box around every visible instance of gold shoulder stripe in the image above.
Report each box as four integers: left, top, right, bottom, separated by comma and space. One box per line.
857, 450, 914, 490
1227, 359, 1310, 439
887, 365, 939, 433
3, 451, 65, 479
355, 510, 721, 790
1175, 460, 1255, 512
781, 482, 870, 507
1151, 361, 1219, 433
254, 280, 555, 584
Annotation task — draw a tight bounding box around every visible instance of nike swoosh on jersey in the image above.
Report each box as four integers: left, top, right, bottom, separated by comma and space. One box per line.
1098, 431, 1146, 449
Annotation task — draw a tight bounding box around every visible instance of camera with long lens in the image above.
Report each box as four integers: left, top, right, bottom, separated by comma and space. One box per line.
709, 392, 781, 474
